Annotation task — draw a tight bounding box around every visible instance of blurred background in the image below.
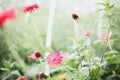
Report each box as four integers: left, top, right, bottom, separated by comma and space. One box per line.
0, 0, 120, 79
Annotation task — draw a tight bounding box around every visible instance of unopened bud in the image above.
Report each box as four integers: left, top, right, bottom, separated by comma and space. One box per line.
40, 72, 46, 80
72, 13, 79, 20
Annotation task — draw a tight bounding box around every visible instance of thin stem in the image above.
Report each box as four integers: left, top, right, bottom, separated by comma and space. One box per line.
107, 3, 112, 50
107, 17, 112, 50
93, 18, 112, 80
107, 30, 112, 50
100, 41, 107, 63
100, 2, 112, 63
108, 38, 112, 50
93, 39, 107, 79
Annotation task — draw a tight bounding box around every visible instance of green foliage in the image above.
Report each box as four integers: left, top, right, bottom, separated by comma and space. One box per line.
0, 60, 21, 80
0, 0, 120, 80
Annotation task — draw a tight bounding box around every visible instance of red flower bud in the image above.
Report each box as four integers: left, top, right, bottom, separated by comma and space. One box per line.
40, 72, 46, 80
72, 13, 79, 20
34, 50, 41, 58
29, 50, 41, 59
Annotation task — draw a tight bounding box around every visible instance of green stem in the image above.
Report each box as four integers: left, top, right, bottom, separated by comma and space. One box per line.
107, 17, 112, 50
30, 13, 44, 48
108, 38, 112, 50
107, 30, 112, 50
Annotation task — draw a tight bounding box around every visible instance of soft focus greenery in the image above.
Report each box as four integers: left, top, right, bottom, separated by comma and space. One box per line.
0, 0, 120, 80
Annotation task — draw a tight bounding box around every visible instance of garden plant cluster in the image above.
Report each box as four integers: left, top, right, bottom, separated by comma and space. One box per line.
0, 0, 120, 80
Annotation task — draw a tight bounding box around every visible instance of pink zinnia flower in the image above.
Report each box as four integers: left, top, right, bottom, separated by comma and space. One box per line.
47, 52, 63, 66
0, 8, 17, 27
84, 29, 93, 36
80, 29, 93, 36
29, 50, 41, 59
23, 4, 39, 13
16, 76, 27, 80
99, 32, 112, 40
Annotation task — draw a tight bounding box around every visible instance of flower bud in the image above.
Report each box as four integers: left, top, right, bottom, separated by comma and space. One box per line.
29, 50, 41, 59
72, 13, 79, 20
34, 50, 41, 58
40, 72, 46, 80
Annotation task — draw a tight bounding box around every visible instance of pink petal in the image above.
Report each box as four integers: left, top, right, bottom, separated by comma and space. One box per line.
29, 53, 36, 59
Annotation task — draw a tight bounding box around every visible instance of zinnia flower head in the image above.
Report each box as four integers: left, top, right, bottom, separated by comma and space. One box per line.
16, 76, 27, 80
84, 29, 93, 36
47, 52, 63, 66
80, 29, 93, 36
23, 4, 39, 13
29, 50, 41, 59
0, 8, 17, 27
99, 32, 112, 40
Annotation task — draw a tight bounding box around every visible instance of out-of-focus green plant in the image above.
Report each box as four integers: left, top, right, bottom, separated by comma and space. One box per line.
0, 0, 120, 80
0, 60, 21, 80
91, 0, 120, 80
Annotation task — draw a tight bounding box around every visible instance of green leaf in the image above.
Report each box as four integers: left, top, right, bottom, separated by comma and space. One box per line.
10, 62, 16, 68
79, 67, 89, 77
109, 4, 115, 9
80, 49, 89, 57
10, 70, 21, 76
3, 61, 11, 70
114, 54, 120, 64
0, 68, 9, 71
2, 70, 21, 80
105, 50, 118, 56
105, 50, 120, 64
